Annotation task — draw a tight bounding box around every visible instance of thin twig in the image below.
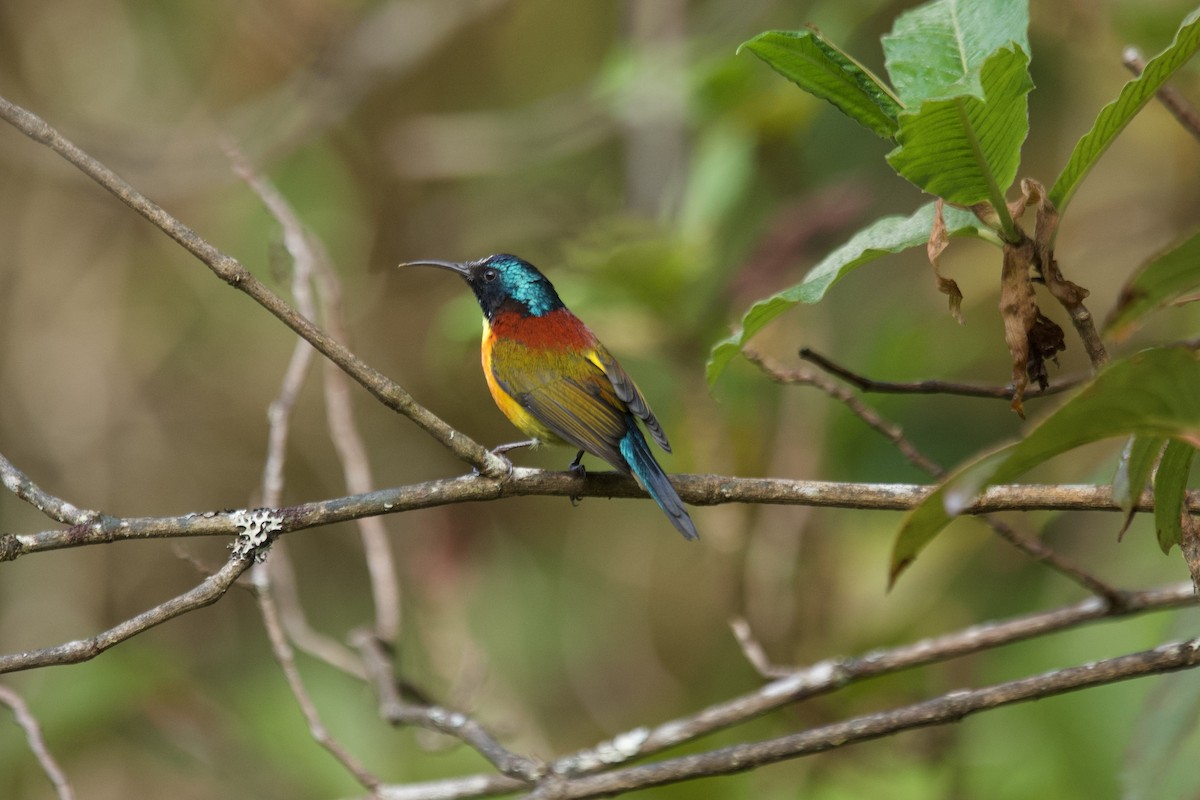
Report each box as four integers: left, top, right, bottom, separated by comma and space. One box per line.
317, 272, 404, 645
728, 617, 794, 680
0, 554, 252, 673
1123, 47, 1200, 141
261, 165, 403, 644
0, 685, 75, 800
982, 516, 1129, 607
256, 576, 383, 792
263, 548, 368, 679
0, 451, 100, 526
798, 347, 1084, 398
747, 350, 943, 474
354, 632, 546, 783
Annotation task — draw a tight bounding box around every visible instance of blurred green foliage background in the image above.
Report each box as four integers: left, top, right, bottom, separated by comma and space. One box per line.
1, 0, 1198, 798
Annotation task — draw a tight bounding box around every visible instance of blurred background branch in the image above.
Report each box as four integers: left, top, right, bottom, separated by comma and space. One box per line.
0, 685, 74, 800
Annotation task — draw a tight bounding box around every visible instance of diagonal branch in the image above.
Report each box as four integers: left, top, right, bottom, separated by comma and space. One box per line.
0, 684, 75, 800
355, 632, 546, 783
0, 451, 101, 527
0, 93, 508, 480
1123, 47, 1200, 141
0, 554, 253, 674
746, 350, 942, 474
255, 573, 382, 792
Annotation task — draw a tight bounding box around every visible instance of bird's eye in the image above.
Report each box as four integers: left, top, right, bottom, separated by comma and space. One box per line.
482, 268, 499, 282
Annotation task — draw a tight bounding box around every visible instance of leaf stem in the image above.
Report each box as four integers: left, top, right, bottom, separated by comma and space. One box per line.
957, 100, 1018, 241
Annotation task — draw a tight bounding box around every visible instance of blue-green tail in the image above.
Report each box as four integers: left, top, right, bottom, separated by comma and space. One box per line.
618, 422, 698, 541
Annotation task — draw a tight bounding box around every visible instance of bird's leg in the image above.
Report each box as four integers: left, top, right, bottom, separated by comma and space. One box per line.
568, 450, 585, 506
473, 438, 540, 480
492, 438, 540, 456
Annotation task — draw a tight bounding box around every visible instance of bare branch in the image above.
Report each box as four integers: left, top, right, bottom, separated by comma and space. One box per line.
354, 631, 546, 783
1182, 513, 1200, 592
0, 554, 252, 674
0, 684, 75, 800
7, 466, 1197, 560
267, 168, 404, 644
376, 774, 525, 800
981, 515, 1129, 606
798, 347, 1084, 399
0, 451, 99, 526
234, 148, 403, 651
256, 575, 383, 792
748, 350, 944, 474
728, 617, 794, 680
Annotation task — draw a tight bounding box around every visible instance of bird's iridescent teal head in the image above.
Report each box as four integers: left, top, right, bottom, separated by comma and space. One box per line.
399, 254, 565, 319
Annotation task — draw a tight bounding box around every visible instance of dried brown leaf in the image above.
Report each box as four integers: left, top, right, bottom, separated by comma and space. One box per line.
1182, 514, 1200, 594
1026, 311, 1067, 390
928, 199, 965, 323
1000, 239, 1038, 417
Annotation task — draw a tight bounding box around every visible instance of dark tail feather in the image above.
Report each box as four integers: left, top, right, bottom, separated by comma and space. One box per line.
618, 423, 698, 541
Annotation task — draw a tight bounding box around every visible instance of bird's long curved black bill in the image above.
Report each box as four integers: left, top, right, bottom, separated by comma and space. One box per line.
398, 259, 472, 276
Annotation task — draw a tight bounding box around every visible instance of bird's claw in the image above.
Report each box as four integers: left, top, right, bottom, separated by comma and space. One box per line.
568, 455, 585, 505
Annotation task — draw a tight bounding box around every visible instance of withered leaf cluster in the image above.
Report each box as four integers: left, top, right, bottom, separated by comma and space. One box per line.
931, 180, 1090, 417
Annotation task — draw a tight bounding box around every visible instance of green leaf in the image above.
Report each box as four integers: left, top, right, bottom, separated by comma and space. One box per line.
1153, 439, 1194, 554
885, 44, 1033, 209
882, 0, 1030, 106
739, 28, 901, 139
890, 347, 1200, 585
706, 202, 986, 386
1106, 228, 1200, 338
1049, 8, 1200, 213
1112, 435, 1167, 536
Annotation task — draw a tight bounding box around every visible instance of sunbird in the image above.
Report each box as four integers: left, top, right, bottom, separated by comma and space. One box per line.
401, 253, 698, 541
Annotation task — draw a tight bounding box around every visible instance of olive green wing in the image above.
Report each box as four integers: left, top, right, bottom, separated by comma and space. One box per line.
490, 341, 631, 470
